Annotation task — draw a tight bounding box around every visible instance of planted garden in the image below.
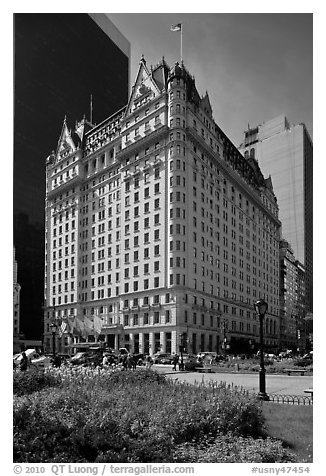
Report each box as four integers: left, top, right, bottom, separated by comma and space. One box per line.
13, 367, 299, 463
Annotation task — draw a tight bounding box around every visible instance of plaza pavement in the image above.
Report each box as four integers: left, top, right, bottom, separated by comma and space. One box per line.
153, 365, 313, 396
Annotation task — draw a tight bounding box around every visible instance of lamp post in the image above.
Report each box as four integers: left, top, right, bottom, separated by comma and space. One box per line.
254, 299, 269, 401
49, 323, 57, 358
222, 319, 228, 358
179, 333, 186, 370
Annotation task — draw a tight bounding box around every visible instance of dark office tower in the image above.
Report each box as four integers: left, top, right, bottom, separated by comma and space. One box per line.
14, 13, 130, 340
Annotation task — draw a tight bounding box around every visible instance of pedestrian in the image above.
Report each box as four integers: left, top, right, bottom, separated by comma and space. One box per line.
146, 355, 153, 369
126, 354, 133, 370
53, 354, 62, 368
102, 353, 109, 366
172, 353, 179, 371
20, 351, 28, 372
178, 355, 184, 371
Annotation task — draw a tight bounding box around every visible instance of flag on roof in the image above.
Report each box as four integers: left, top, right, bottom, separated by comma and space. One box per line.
75, 317, 85, 337
170, 23, 182, 32
58, 321, 67, 338
94, 315, 104, 336
83, 316, 94, 337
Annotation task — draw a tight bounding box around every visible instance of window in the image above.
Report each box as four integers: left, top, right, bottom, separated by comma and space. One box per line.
165, 310, 170, 323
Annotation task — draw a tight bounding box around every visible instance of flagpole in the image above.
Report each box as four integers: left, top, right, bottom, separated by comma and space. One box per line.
181, 25, 183, 63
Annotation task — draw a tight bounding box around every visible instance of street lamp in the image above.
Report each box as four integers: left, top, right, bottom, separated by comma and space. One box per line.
49, 322, 57, 358
254, 299, 269, 401
179, 333, 186, 370
221, 319, 228, 358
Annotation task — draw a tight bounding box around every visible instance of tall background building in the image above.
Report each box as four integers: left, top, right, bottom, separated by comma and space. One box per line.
44, 58, 281, 356
14, 13, 130, 342
238, 115, 313, 314
279, 239, 306, 351
13, 247, 21, 352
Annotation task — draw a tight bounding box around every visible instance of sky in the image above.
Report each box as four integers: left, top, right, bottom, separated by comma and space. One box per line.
107, 13, 312, 146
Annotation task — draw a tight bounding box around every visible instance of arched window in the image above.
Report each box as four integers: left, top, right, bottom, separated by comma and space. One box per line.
250, 148, 255, 158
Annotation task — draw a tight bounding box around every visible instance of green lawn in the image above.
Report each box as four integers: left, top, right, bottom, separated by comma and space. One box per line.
262, 403, 313, 462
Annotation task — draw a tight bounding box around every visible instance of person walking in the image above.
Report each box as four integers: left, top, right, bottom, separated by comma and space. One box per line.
126, 354, 133, 370
172, 353, 179, 371
178, 355, 184, 371
146, 354, 153, 369
102, 353, 109, 367
20, 351, 28, 372
122, 354, 128, 370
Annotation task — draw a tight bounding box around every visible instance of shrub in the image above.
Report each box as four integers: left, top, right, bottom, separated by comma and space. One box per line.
13, 369, 272, 463
13, 370, 61, 396
294, 359, 312, 367
172, 434, 297, 463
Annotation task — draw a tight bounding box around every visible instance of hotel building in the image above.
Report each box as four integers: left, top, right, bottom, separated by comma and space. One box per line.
44, 58, 281, 355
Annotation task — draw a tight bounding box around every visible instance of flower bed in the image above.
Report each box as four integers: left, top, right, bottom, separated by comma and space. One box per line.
13, 368, 297, 463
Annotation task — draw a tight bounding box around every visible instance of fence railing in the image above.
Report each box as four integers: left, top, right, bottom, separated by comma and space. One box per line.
268, 393, 313, 405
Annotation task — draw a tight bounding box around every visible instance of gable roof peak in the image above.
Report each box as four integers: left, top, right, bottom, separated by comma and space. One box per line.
125, 56, 162, 117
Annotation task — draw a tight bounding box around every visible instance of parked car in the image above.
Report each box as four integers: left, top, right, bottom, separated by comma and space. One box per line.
214, 354, 228, 362
13, 349, 51, 371
197, 352, 217, 364
119, 348, 129, 356
182, 354, 199, 371
133, 353, 146, 366
70, 352, 89, 366
153, 353, 173, 364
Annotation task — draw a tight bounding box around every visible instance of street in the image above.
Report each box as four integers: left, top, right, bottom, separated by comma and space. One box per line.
153, 365, 313, 396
